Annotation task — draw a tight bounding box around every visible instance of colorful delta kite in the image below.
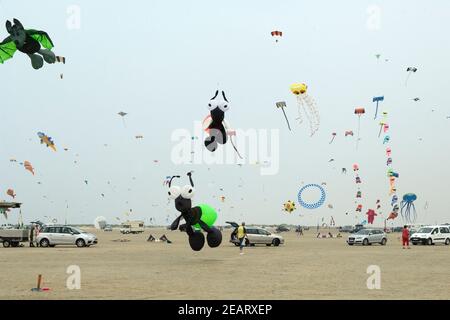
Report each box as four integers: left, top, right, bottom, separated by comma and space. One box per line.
405, 67, 417, 86
24, 161, 34, 175
37, 132, 56, 151
275, 101, 291, 131
168, 172, 222, 251
372, 96, 384, 119
0, 19, 56, 69
297, 184, 326, 209
400, 193, 417, 223
283, 200, 296, 213
290, 83, 320, 136
203, 90, 242, 158
270, 30, 282, 42
354, 107, 365, 149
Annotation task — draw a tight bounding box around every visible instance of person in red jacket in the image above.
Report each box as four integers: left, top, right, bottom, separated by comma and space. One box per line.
402, 225, 410, 249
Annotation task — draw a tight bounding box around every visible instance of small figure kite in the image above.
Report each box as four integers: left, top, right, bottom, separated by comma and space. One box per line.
37, 132, 56, 151
283, 200, 296, 213
0, 19, 56, 69
24, 161, 34, 175
6, 189, 16, 198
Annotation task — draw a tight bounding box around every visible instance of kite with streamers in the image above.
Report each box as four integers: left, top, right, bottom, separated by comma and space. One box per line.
372, 96, 384, 119
275, 101, 291, 131
290, 83, 320, 136
329, 132, 337, 144
405, 67, 417, 86
354, 107, 365, 149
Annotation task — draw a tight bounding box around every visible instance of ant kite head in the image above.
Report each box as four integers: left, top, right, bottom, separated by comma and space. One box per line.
207, 90, 230, 113
168, 172, 195, 213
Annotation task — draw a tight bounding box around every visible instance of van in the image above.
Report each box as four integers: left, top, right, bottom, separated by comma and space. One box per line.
120, 221, 145, 234
410, 225, 450, 245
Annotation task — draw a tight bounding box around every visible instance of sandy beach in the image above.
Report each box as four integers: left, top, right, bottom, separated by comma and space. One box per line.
0, 227, 448, 300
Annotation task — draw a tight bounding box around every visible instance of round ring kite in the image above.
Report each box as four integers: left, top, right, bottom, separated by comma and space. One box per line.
298, 184, 326, 209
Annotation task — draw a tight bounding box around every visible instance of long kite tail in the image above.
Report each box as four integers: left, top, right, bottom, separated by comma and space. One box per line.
281, 108, 292, 131
296, 96, 303, 124
374, 102, 379, 120
230, 136, 243, 159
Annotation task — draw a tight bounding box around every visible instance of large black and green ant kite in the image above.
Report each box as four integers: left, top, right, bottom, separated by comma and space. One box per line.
0, 18, 56, 69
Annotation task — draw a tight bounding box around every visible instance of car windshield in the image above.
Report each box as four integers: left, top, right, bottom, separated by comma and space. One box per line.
355, 229, 371, 235
70, 227, 86, 234
417, 227, 432, 233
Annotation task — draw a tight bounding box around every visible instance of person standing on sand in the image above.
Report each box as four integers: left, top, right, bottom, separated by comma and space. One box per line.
402, 225, 410, 249
29, 223, 35, 247
237, 222, 247, 255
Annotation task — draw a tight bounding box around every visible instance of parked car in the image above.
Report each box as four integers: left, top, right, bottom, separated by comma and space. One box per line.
410, 225, 450, 245
351, 224, 365, 233
347, 229, 387, 246
103, 225, 113, 232
226, 222, 285, 247
276, 225, 290, 232
36, 225, 97, 248
339, 225, 354, 233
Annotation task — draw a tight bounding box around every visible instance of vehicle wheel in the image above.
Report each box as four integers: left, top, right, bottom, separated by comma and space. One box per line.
445, 238, 450, 245
3, 240, 11, 248
245, 239, 250, 247
76, 239, 86, 248
427, 238, 433, 246
40, 239, 50, 248
362, 239, 369, 246
412, 242, 418, 245
348, 243, 354, 246
272, 239, 280, 247
380, 238, 387, 245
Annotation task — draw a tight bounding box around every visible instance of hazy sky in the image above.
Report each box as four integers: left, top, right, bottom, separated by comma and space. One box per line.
1, 0, 450, 227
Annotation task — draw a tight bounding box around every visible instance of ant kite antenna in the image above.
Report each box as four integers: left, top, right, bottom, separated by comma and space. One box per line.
168, 176, 180, 187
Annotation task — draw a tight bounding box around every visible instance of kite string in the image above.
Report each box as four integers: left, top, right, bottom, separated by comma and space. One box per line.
296, 96, 304, 124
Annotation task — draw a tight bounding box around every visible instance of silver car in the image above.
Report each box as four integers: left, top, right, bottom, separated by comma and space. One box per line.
36, 225, 98, 248
347, 228, 387, 246
227, 222, 284, 247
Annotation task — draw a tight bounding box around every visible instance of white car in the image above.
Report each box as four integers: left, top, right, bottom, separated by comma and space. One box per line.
410, 225, 450, 245
227, 222, 285, 247
347, 229, 387, 246
36, 225, 98, 248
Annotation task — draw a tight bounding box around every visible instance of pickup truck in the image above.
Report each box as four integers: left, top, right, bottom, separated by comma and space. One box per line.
0, 229, 29, 247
